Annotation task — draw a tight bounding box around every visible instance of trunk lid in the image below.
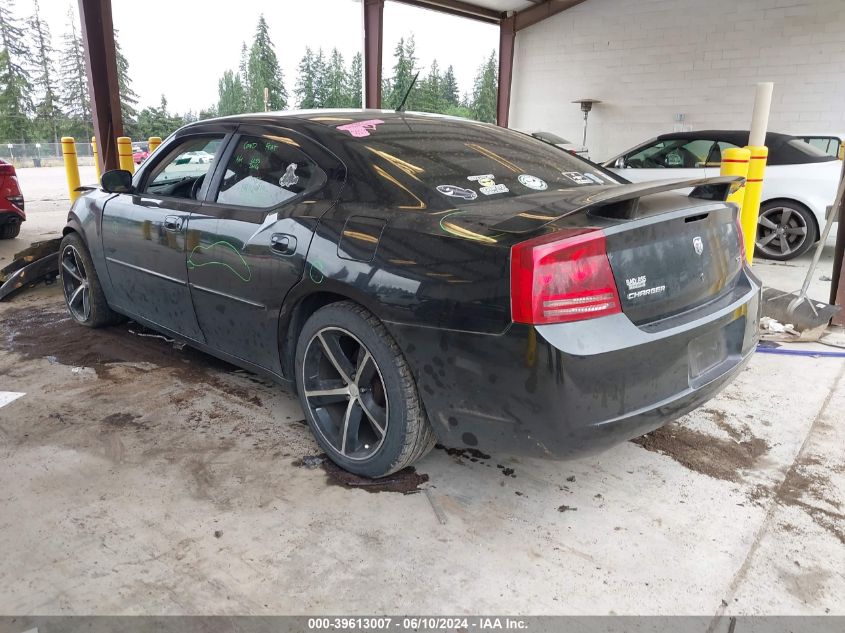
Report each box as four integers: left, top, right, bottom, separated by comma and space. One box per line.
600, 197, 743, 325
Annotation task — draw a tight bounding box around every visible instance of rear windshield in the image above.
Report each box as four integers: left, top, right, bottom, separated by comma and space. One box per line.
337, 117, 619, 204
786, 139, 832, 158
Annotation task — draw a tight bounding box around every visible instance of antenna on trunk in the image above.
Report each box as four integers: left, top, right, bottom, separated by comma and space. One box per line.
396, 71, 420, 113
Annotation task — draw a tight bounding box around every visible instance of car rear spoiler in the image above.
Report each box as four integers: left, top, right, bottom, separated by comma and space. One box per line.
490, 176, 744, 234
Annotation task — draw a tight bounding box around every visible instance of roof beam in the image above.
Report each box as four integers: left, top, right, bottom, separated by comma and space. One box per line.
514, 0, 587, 31
390, 0, 501, 24
497, 14, 515, 127
363, 0, 385, 109
78, 0, 123, 173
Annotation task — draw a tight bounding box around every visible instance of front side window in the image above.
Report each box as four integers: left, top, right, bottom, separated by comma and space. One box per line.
216, 135, 326, 208
144, 136, 222, 199
626, 139, 713, 168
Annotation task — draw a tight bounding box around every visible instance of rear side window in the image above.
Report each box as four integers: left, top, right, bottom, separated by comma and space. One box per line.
216, 135, 326, 208
338, 118, 619, 206
787, 139, 834, 158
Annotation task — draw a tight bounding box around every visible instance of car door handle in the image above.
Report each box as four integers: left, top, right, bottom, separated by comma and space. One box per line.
270, 233, 297, 256
164, 216, 183, 232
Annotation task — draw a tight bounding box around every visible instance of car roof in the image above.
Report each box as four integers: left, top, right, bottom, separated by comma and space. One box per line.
655, 129, 797, 147
651, 130, 836, 165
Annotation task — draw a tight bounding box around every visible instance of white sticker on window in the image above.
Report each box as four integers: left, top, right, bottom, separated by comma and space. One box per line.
561, 171, 593, 185
518, 174, 548, 191
480, 183, 509, 195
279, 163, 299, 188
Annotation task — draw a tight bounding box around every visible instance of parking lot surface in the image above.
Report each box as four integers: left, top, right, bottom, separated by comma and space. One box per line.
0, 166, 843, 616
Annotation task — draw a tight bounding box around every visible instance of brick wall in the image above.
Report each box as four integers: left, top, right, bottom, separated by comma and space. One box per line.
509, 0, 845, 161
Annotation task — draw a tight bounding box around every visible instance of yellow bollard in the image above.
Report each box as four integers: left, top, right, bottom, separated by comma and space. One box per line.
839, 140, 844, 161
117, 136, 135, 174
91, 136, 101, 182
61, 137, 81, 204
148, 136, 162, 155
741, 145, 768, 264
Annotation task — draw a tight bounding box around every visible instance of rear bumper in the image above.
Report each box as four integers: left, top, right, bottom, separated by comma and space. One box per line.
386, 270, 761, 459
0, 207, 25, 223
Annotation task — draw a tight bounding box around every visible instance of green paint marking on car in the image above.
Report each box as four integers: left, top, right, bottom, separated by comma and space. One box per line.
187, 240, 252, 282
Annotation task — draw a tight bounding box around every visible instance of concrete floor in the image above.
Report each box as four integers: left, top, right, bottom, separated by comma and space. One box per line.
0, 167, 843, 616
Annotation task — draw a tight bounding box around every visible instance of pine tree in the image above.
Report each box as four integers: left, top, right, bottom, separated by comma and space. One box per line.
0, 0, 33, 142
312, 48, 328, 107
246, 15, 287, 112
347, 52, 363, 108
471, 51, 498, 123
217, 69, 246, 116
27, 0, 61, 143
324, 48, 347, 108
417, 59, 443, 114
441, 65, 459, 108
386, 35, 418, 109
59, 8, 91, 140
238, 41, 250, 95
294, 47, 317, 108
114, 31, 139, 136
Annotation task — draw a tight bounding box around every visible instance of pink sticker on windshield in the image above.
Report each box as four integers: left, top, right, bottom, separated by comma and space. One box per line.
336, 119, 385, 138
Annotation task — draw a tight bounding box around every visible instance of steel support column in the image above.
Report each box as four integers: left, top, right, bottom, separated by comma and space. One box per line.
497, 14, 516, 127
78, 0, 123, 173
831, 192, 845, 326
363, 0, 384, 109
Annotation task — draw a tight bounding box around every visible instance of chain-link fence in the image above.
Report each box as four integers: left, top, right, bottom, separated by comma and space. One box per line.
3, 142, 98, 168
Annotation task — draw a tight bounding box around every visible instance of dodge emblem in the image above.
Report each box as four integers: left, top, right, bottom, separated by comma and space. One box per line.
693, 236, 704, 256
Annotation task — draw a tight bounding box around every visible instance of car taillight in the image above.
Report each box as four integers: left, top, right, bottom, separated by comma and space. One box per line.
0, 164, 14, 175
511, 229, 622, 325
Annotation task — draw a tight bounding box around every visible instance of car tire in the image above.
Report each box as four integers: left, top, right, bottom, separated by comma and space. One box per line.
755, 201, 818, 261
295, 301, 436, 478
59, 232, 125, 328
0, 223, 20, 239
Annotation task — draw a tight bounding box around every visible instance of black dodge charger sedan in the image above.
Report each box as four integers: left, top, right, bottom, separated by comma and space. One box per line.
60, 111, 760, 477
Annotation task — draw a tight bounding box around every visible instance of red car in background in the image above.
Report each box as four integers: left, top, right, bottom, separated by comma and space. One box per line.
0, 158, 25, 239
132, 145, 150, 164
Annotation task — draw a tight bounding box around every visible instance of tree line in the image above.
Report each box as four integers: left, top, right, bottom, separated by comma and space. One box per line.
0, 6, 499, 144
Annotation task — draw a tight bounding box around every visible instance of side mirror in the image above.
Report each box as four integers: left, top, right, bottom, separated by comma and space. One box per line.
101, 169, 133, 193
614, 157, 627, 169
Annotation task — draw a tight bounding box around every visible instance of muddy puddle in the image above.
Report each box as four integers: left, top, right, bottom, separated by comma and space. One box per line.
0, 302, 236, 379
632, 422, 768, 482
293, 453, 429, 494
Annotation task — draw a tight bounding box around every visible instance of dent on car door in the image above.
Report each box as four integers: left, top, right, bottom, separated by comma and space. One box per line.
101, 134, 228, 339
185, 127, 345, 373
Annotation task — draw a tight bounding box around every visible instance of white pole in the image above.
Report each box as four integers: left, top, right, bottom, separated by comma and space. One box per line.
748, 82, 774, 147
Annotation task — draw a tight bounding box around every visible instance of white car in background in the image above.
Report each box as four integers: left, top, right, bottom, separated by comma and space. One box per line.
603, 130, 842, 260
531, 131, 590, 159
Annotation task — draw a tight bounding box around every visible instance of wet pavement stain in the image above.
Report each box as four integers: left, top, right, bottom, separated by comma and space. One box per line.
631, 422, 769, 482
101, 412, 145, 430
0, 303, 236, 379
294, 454, 429, 494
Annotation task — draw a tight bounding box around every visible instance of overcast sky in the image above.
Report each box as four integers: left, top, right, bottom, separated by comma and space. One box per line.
25, 0, 498, 114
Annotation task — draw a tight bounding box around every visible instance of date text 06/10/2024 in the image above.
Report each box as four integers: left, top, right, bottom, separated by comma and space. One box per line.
307, 617, 529, 630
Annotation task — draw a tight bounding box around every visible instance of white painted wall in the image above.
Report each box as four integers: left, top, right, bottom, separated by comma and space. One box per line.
509, 0, 845, 161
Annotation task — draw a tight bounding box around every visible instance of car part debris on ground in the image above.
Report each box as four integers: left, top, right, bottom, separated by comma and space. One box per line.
0, 237, 61, 301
